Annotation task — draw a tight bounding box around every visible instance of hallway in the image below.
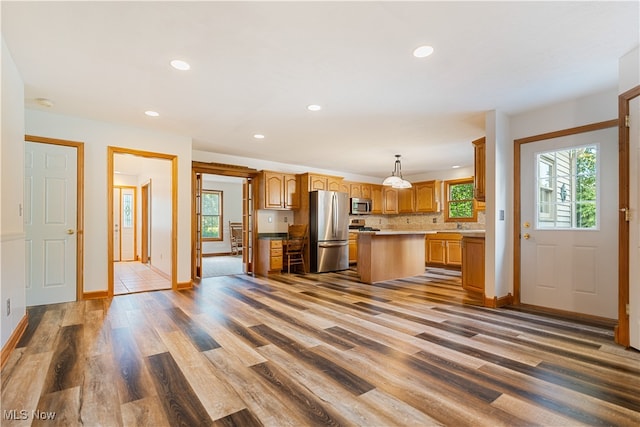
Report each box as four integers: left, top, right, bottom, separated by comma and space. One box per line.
113, 261, 171, 295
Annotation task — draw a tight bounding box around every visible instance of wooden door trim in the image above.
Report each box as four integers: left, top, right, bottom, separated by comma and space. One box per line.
513, 119, 617, 307
141, 182, 150, 263
25, 135, 84, 301
616, 85, 640, 346
108, 146, 178, 295
191, 162, 258, 280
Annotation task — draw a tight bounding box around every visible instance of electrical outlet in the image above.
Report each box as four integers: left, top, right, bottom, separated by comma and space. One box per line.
284, 216, 288, 223
6, 298, 10, 316
268, 216, 273, 223
406, 218, 409, 224
432, 217, 437, 223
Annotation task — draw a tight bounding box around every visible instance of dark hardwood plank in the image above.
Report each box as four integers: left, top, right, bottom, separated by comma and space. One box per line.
211, 408, 263, 427
41, 324, 84, 394
146, 351, 213, 427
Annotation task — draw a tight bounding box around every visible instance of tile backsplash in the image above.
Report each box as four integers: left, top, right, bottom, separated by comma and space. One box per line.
350, 210, 485, 231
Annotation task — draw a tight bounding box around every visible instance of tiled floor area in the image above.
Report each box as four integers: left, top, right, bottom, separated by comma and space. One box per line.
113, 261, 171, 295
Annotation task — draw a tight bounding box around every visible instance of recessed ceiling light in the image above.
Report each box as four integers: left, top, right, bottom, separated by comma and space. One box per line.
170, 59, 191, 71
307, 104, 322, 111
145, 110, 159, 117
452, 165, 461, 169
35, 97, 54, 108
413, 45, 434, 58
253, 134, 265, 139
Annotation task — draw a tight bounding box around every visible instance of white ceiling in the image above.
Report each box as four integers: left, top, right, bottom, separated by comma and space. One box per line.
2, 1, 638, 179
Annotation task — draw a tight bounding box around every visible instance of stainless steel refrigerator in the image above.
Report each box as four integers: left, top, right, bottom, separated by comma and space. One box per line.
309, 190, 350, 273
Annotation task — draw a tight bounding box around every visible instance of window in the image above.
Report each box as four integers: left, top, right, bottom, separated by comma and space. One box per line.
535, 144, 598, 229
201, 190, 223, 240
444, 177, 477, 222
122, 193, 133, 228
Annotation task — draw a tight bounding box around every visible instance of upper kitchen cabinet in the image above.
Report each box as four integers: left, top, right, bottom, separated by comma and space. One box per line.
350, 183, 372, 199
397, 188, 415, 213
258, 171, 299, 210
472, 137, 486, 203
414, 180, 441, 213
383, 187, 399, 214
340, 181, 351, 194
300, 173, 343, 192
371, 184, 383, 213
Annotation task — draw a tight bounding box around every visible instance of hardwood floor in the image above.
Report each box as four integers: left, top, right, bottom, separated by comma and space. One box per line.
2, 268, 640, 426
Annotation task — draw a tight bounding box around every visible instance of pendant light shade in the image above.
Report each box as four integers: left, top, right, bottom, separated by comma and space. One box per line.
382, 154, 412, 188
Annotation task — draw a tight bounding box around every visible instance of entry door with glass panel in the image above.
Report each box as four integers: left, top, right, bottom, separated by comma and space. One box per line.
113, 186, 136, 261
520, 127, 618, 319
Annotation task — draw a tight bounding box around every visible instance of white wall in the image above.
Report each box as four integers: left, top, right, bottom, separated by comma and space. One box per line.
201, 180, 243, 254
137, 157, 173, 275
485, 111, 513, 299
1, 37, 27, 348
619, 46, 639, 94
25, 110, 192, 291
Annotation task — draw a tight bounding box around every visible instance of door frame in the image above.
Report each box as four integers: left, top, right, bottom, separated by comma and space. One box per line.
141, 181, 150, 263
191, 161, 258, 280
25, 135, 84, 301
108, 146, 177, 295
616, 85, 640, 347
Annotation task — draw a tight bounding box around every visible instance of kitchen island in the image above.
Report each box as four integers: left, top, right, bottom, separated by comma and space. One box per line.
357, 231, 432, 284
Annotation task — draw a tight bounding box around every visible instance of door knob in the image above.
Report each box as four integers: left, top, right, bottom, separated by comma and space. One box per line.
523, 233, 530, 240
67, 229, 75, 235
523, 222, 530, 228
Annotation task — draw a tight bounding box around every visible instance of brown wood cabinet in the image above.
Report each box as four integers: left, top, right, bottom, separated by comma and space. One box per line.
473, 137, 486, 203
370, 185, 383, 213
349, 232, 358, 264
299, 173, 343, 192
258, 171, 299, 210
256, 239, 283, 276
462, 235, 485, 293
398, 188, 415, 213
426, 233, 462, 267
382, 187, 398, 214
350, 183, 372, 199
414, 180, 441, 212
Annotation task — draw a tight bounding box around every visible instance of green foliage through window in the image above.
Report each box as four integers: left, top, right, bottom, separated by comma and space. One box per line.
202, 190, 222, 239
445, 178, 476, 222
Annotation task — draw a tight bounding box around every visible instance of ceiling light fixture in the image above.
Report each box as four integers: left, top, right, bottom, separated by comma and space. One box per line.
382, 154, 412, 188
170, 59, 191, 71
253, 134, 265, 139
307, 104, 322, 111
413, 45, 434, 58
145, 110, 159, 117
35, 97, 54, 108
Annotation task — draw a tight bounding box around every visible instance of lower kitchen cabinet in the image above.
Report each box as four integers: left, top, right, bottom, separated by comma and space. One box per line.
256, 239, 283, 276
426, 233, 462, 268
349, 232, 358, 264
462, 235, 485, 293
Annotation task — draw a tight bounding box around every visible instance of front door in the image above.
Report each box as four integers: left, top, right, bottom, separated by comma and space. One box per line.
113, 186, 136, 261
25, 141, 77, 306
520, 126, 618, 318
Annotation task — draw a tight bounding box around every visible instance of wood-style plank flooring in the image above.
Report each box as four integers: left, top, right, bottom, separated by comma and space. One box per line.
2, 268, 640, 426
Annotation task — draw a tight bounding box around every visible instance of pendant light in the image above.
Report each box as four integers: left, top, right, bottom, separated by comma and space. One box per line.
382, 154, 412, 188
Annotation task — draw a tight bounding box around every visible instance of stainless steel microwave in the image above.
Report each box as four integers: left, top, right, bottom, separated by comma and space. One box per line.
350, 198, 372, 215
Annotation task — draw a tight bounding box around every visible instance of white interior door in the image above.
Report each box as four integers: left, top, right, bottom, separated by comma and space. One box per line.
629, 96, 640, 350
25, 141, 77, 306
113, 187, 121, 262
520, 127, 618, 319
